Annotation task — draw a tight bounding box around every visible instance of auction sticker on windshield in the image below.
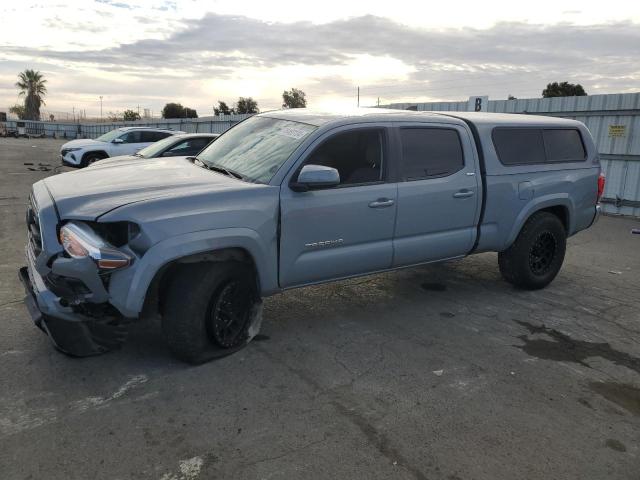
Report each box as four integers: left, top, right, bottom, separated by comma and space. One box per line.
277, 125, 314, 140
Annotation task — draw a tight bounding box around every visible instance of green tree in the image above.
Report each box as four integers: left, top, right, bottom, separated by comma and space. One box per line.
162, 102, 198, 118
542, 82, 587, 98
183, 107, 198, 118
282, 88, 307, 109
15, 69, 47, 120
123, 109, 141, 121
235, 97, 259, 114
214, 101, 233, 116
9, 104, 26, 120
162, 102, 185, 119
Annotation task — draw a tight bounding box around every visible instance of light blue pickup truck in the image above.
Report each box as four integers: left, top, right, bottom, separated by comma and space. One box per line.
20, 109, 603, 363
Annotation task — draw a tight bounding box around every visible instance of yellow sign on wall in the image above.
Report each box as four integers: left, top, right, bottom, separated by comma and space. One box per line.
608, 125, 626, 137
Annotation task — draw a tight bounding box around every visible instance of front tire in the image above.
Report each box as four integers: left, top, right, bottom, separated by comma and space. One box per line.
162, 262, 260, 364
81, 152, 106, 167
498, 212, 566, 290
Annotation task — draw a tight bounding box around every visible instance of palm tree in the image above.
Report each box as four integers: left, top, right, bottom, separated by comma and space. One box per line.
15, 69, 47, 121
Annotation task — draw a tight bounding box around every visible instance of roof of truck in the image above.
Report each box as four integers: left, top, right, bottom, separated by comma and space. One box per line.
432, 111, 582, 126
259, 108, 582, 128
259, 108, 443, 126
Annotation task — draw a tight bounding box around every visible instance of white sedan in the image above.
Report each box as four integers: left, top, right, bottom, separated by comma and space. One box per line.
91, 133, 219, 167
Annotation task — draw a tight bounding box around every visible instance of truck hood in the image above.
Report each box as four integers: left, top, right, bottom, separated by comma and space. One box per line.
44, 157, 247, 220
60, 138, 107, 151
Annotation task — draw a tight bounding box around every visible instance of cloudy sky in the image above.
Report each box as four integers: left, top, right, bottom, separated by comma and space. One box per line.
1, 0, 639, 118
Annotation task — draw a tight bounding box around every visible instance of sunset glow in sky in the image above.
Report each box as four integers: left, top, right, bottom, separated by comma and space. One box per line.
1, 1, 639, 117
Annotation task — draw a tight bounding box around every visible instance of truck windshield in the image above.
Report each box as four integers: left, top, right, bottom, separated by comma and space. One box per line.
95, 129, 125, 143
196, 117, 316, 183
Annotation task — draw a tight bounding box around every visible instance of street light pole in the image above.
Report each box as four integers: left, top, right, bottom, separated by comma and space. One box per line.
99, 96, 103, 122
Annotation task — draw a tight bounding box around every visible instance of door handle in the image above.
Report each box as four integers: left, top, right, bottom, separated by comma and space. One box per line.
453, 190, 475, 199
369, 198, 395, 208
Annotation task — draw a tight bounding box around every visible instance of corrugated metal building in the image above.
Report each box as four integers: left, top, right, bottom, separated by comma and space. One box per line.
384, 93, 640, 217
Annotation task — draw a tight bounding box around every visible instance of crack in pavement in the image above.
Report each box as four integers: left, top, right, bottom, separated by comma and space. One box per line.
256, 345, 430, 480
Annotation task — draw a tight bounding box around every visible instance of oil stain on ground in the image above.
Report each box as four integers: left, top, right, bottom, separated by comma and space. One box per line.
513, 320, 640, 375
422, 283, 447, 292
589, 382, 640, 416
605, 438, 627, 452
514, 320, 640, 416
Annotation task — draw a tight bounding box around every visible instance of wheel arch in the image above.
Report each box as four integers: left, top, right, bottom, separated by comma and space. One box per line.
503, 195, 573, 250
538, 205, 570, 232
109, 227, 278, 318
81, 150, 109, 162
143, 247, 259, 318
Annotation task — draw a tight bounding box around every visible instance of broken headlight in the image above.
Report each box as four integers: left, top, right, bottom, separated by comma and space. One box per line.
59, 221, 131, 270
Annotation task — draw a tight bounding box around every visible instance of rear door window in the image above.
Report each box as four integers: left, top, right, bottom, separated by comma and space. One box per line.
154, 131, 172, 141
122, 131, 142, 143
493, 127, 586, 165
492, 128, 546, 165
399, 128, 464, 180
543, 129, 586, 161
141, 131, 171, 142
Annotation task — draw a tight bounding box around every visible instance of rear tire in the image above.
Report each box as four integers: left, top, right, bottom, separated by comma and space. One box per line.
162, 262, 260, 364
498, 212, 566, 290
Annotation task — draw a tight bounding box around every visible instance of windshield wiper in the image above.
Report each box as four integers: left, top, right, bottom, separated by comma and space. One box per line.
193, 158, 245, 181
133, 153, 144, 157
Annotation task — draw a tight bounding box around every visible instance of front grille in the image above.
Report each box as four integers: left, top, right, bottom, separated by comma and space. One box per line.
26, 195, 42, 256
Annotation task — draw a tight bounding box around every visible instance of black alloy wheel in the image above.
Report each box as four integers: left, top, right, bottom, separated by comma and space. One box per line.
528, 231, 557, 276
208, 280, 253, 348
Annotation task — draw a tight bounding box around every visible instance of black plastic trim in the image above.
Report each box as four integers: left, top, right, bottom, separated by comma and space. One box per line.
437, 114, 487, 254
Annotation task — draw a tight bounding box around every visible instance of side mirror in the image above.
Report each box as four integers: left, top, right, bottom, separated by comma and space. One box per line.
112, 138, 124, 144
291, 164, 340, 192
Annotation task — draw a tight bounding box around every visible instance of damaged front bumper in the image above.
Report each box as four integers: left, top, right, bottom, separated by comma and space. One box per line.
19, 249, 128, 357
21, 183, 131, 357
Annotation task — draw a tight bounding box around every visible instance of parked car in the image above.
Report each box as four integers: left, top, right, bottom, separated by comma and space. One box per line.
59, 127, 183, 168
20, 109, 603, 363
90, 133, 219, 167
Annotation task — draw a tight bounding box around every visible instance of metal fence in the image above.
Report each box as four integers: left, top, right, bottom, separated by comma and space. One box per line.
3, 114, 253, 140
384, 93, 640, 217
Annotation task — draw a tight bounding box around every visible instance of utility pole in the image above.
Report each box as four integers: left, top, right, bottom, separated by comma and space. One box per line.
99, 96, 103, 122
377, 97, 380, 107
357, 86, 360, 107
